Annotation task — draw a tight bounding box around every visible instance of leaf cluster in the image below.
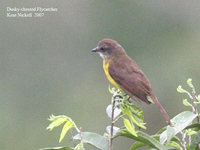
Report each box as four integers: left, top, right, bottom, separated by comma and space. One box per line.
40, 78, 200, 150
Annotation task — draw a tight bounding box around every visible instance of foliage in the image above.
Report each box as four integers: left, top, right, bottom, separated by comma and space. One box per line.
40, 78, 200, 150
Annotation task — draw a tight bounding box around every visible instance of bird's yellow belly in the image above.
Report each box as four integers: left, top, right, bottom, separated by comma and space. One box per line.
103, 60, 120, 88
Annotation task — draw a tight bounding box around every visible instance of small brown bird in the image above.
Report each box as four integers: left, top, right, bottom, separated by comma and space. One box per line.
92, 39, 171, 125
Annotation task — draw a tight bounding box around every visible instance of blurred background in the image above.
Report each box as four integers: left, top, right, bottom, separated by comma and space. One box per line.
1, 0, 200, 149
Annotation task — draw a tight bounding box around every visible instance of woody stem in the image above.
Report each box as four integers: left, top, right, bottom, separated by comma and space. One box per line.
110, 95, 116, 150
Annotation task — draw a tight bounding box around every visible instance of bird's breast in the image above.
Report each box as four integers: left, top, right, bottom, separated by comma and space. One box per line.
103, 59, 120, 88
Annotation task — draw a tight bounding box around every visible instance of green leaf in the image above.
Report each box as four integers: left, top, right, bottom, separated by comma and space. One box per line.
177, 86, 187, 93
128, 104, 144, 120
123, 118, 137, 137
182, 99, 193, 107
39, 147, 73, 150
120, 129, 167, 150
167, 141, 183, 150
108, 85, 116, 94
166, 126, 176, 143
118, 96, 146, 129
73, 132, 109, 150
59, 121, 74, 143
47, 115, 79, 132
122, 108, 146, 129
170, 136, 183, 145
128, 104, 146, 128
74, 142, 84, 150
185, 123, 200, 130
196, 95, 200, 101
185, 129, 197, 136
46, 115, 68, 131
187, 78, 194, 89
160, 111, 197, 144
130, 141, 146, 150
177, 86, 192, 99
159, 135, 182, 147
189, 131, 200, 150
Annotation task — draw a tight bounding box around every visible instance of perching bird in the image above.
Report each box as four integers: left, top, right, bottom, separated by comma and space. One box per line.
92, 39, 171, 125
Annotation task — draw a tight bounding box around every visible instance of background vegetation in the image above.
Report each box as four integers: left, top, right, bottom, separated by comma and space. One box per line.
1, 1, 200, 150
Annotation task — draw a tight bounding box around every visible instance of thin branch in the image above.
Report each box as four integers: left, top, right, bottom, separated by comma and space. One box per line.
110, 95, 116, 150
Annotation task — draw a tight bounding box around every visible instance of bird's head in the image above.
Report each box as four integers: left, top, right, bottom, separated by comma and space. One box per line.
92, 39, 126, 59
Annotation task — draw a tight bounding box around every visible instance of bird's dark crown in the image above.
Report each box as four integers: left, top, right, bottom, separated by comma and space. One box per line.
92, 38, 126, 59
98, 39, 119, 50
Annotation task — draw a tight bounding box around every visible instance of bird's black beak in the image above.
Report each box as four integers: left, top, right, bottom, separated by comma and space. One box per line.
91, 47, 99, 52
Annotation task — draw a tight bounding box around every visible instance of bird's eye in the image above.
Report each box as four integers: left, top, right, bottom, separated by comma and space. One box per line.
100, 47, 104, 51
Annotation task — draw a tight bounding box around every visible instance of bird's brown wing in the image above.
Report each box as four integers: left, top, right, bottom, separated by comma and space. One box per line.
109, 56, 152, 104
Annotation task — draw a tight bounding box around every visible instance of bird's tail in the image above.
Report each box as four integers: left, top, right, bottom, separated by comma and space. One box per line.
151, 94, 172, 125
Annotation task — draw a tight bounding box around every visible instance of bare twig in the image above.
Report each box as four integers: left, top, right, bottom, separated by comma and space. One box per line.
110, 95, 116, 150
